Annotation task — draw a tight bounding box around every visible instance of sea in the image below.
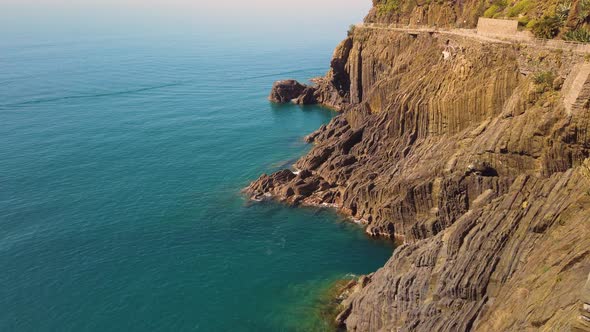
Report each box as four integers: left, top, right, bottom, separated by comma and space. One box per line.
0, 22, 392, 331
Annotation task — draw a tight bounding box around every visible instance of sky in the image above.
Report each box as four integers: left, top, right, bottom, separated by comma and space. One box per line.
1, 0, 372, 42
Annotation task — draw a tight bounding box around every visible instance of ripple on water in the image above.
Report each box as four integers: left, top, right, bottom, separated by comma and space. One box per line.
0, 35, 393, 331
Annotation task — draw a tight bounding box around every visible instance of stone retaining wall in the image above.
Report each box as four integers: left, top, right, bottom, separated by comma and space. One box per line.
477, 17, 518, 37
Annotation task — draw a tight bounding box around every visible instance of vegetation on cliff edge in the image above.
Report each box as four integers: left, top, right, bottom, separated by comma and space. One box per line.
372, 0, 590, 41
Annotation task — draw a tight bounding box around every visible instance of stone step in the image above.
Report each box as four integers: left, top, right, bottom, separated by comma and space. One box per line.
563, 63, 590, 114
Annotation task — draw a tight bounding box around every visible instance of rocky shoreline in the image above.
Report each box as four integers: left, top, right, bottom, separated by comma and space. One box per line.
246, 2, 590, 331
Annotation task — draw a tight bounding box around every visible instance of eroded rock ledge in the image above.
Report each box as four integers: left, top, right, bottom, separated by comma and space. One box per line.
248, 19, 590, 332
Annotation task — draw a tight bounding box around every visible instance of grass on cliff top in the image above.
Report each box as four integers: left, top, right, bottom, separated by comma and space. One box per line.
565, 27, 590, 42
374, 0, 590, 41
377, 0, 401, 16
484, 0, 535, 18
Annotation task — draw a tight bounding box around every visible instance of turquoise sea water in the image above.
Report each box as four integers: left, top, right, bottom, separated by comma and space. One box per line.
0, 32, 392, 331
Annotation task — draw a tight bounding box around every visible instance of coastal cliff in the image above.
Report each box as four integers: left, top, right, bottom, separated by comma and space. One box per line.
247, 1, 590, 330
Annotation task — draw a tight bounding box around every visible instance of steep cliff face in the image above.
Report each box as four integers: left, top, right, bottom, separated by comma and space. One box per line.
341, 169, 590, 331
247, 13, 590, 332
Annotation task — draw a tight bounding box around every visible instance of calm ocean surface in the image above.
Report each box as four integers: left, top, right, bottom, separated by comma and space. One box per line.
0, 31, 392, 331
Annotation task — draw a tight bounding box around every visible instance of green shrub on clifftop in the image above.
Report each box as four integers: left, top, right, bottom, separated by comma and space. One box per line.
531, 15, 563, 38
507, 0, 535, 17
377, 0, 401, 16
348, 24, 356, 37
555, 2, 572, 21
564, 28, 590, 42
484, 0, 509, 18
518, 16, 531, 27
484, 5, 502, 18
578, 0, 590, 20
533, 71, 556, 93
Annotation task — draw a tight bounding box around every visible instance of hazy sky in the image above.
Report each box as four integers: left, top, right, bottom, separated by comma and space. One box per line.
2, 0, 372, 41
4, 0, 370, 15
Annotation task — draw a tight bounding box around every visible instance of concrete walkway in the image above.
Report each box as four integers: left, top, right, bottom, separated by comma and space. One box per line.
356, 23, 511, 44
355, 23, 590, 53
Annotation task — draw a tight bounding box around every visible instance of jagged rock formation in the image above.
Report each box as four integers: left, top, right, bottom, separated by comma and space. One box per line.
248, 6, 590, 332
340, 169, 590, 331
268, 39, 354, 110
269, 80, 308, 103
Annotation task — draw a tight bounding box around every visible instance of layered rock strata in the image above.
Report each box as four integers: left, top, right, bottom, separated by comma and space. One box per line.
248, 17, 590, 332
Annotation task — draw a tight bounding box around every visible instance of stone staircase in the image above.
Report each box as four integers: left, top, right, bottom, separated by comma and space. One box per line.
573, 273, 590, 331
563, 63, 590, 114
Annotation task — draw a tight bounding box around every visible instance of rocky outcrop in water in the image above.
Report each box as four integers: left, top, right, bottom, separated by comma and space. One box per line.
248, 6, 590, 332
269, 80, 308, 103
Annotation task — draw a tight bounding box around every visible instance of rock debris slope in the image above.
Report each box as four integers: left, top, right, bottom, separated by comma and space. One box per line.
247, 10, 590, 332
